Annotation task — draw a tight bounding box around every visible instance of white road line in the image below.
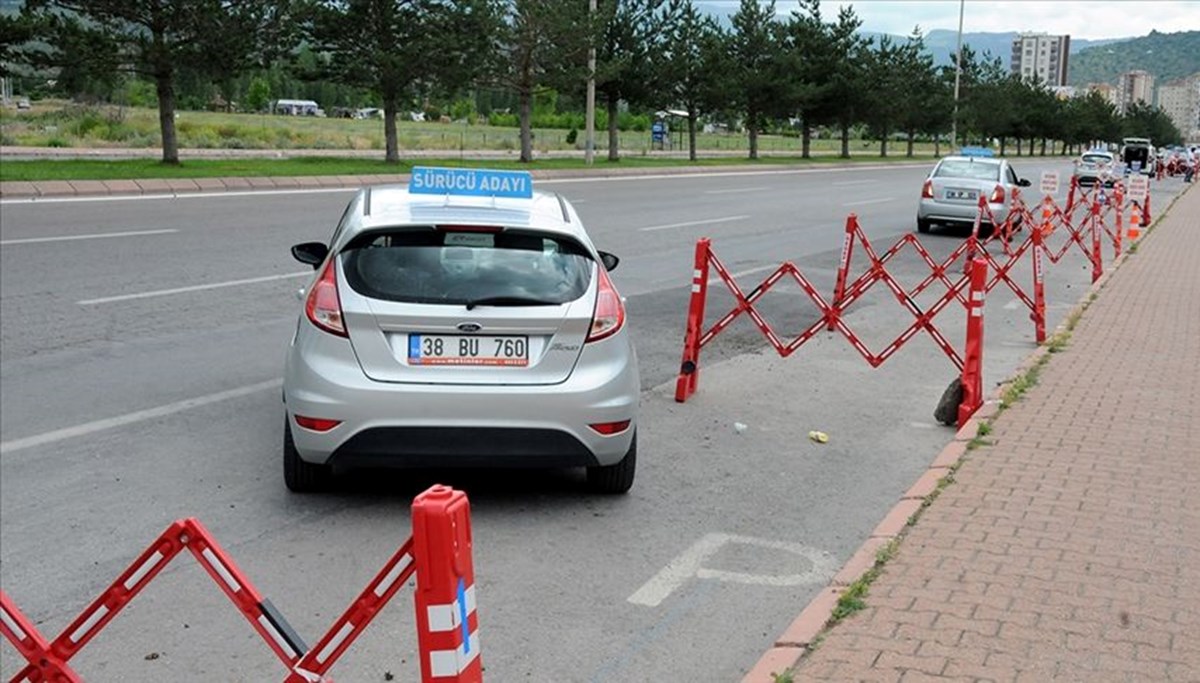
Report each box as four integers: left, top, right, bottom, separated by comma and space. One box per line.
639, 215, 749, 232
0, 229, 178, 245
78, 271, 311, 305
704, 186, 770, 195
709, 263, 780, 285
842, 197, 895, 207
0, 187, 356, 205
0, 379, 283, 455
833, 179, 875, 186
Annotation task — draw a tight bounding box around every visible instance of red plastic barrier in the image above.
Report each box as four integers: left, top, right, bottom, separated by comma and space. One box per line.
959, 259, 987, 427
1, 485, 480, 683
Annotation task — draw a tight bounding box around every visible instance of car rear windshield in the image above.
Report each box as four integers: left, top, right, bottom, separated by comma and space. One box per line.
341, 227, 594, 305
934, 160, 1001, 181
1082, 154, 1111, 164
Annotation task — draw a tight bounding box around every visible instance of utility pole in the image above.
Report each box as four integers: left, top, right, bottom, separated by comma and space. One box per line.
585, 0, 597, 166
950, 0, 965, 151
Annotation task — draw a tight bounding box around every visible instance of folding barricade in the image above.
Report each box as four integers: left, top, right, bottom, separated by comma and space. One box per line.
0, 485, 481, 683
674, 212, 989, 428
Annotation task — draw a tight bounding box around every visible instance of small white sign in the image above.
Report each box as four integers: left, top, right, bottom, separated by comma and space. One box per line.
1040, 171, 1059, 196
1128, 175, 1149, 201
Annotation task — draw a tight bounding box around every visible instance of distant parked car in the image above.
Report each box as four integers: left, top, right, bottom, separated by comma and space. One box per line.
16, 97, 31, 110
1073, 149, 1117, 187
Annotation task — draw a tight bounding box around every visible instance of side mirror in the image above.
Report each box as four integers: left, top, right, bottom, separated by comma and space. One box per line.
598, 251, 619, 272
291, 242, 329, 269
1018, 178, 1032, 187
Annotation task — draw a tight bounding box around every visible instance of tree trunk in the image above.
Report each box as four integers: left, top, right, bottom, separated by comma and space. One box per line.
934, 135, 941, 157
880, 133, 888, 158
383, 91, 399, 164
906, 130, 915, 157
747, 110, 758, 160
1040, 138, 1047, 156
1015, 138, 1022, 156
518, 89, 533, 163
801, 121, 812, 159
606, 95, 619, 162
688, 108, 698, 162
999, 137, 1007, 156
839, 121, 850, 159
155, 72, 179, 165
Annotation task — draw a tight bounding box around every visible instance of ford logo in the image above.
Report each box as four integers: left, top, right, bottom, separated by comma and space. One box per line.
456, 322, 483, 332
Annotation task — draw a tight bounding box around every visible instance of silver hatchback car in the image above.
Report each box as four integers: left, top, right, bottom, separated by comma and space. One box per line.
917, 150, 1031, 234
282, 168, 640, 493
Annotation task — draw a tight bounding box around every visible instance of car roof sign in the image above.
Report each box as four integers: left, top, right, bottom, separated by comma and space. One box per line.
409, 166, 534, 199
957, 146, 995, 157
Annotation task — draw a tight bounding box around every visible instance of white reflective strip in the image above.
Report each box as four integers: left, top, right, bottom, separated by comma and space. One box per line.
464, 586, 477, 615
257, 614, 298, 659
123, 551, 165, 591
971, 308, 983, 318
373, 554, 413, 597
427, 604, 458, 632
972, 291, 984, 301
1, 607, 28, 642
429, 629, 482, 676
430, 649, 459, 677
69, 605, 109, 643
693, 269, 702, 279
202, 548, 241, 593
691, 283, 701, 293
316, 622, 354, 664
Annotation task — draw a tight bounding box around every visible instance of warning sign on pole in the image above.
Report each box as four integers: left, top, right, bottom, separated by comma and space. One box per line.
1039, 171, 1059, 196
1128, 175, 1149, 202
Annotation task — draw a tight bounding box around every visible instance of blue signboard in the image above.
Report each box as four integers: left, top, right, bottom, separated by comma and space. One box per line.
652, 121, 666, 142
958, 146, 995, 157
409, 167, 533, 199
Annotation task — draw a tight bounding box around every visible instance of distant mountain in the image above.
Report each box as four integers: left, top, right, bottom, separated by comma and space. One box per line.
1067, 30, 1200, 87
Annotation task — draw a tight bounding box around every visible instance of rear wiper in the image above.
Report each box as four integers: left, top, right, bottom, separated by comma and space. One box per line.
463, 296, 559, 311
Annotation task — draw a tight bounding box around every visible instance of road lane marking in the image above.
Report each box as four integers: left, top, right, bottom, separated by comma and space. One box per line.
0, 187, 356, 205
704, 186, 770, 195
0, 229, 178, 245
833, 179, 875, 186
0, 379, 283, 455
78, 272, 311, 305
842, 197, 896, 207
638, 215, 749, 232
627, 532, 837, 607
708, 263, 780, 286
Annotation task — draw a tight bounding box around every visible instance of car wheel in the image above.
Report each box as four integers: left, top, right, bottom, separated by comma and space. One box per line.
284, 419, 332, 492
586, 432, 636, 494
917, 219, 932, 234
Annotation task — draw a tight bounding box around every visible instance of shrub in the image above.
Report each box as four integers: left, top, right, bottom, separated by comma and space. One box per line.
566, 128, 578, 145
47, 137, 68, 147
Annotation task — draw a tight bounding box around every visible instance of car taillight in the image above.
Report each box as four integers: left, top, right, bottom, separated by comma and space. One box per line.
589, 420, 631, 435
294, 415, 341, 432
921, 179, 934, 199
305, 257, 347, 337
989, 185, 1005, 204
586, 265, 625, 343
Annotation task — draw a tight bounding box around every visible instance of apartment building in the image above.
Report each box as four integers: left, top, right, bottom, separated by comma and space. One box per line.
1086, 83, 1121, 108
1118, 70, 1155, 113
1011, 33, 1071, 86
1157, 74, 1200, 140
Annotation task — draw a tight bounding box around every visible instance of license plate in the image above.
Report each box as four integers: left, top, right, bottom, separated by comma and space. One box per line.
408, 334, 529, 366
945, 189, 977, 200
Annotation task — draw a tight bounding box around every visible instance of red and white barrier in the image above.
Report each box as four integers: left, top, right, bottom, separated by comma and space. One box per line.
1, 485, 482, 683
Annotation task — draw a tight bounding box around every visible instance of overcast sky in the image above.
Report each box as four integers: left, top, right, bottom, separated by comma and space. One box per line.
695, 1, 1200, 40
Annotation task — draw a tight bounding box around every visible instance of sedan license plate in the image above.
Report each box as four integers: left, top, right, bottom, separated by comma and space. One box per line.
408, 334, 529, 366
945, 189, 978, 200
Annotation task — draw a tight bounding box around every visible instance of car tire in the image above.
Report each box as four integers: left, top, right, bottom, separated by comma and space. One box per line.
284, 419, 332, 492
917, 219, 932, 234
586, 432, 636, 494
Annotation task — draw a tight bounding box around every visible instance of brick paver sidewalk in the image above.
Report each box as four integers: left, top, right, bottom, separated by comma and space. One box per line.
792, 183, 1200, 682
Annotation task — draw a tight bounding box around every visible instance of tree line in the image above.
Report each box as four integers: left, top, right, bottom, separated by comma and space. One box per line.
1, 0, 1184, 165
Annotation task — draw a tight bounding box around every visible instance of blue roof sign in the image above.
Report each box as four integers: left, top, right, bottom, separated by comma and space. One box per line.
408, 166, 533, 199
958, 146, 995, 157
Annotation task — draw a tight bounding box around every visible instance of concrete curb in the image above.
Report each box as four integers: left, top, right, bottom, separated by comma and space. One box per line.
738, 186, 1188, 683
0, 159, 932, 200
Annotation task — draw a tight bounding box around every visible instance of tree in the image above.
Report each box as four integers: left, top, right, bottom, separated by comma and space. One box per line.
593, 0, 675, 161
727, 0, 789, 160
1122, 101, 1183, 145
489, 0, 589, 162
780, 0, 833, 159
893, 28, 949, 157
810, 5, 866, 158
659, 0, 723, 161
20, 0, 298, 164
305, 0, 500, 164
245, 76, 271, 113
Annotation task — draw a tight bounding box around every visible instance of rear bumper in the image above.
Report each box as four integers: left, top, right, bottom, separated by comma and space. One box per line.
918, 199, 1010, 225
282, 322, 639, 469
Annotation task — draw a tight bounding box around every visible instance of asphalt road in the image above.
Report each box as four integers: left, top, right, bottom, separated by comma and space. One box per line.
1, 161, 1186, 682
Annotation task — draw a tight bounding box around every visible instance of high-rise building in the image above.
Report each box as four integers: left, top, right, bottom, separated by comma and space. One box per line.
1118, 70, 1155, 113
1011, 33, 1071, 86
1157, 74, 1200, 140
1086, 83, 1120, 108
